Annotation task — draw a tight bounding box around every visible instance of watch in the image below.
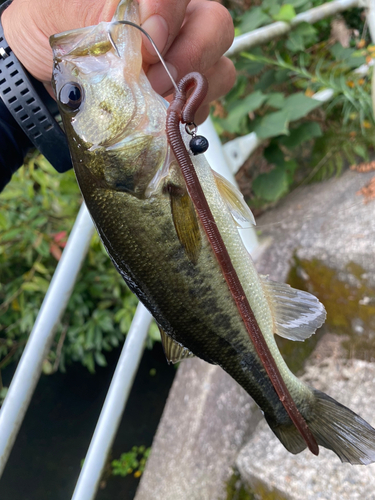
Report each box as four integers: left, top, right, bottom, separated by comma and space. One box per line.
0, 0, 72, 173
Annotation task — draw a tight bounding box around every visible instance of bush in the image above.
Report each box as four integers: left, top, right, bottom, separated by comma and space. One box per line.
214, 0, 375, 207
0, 154, 152, 387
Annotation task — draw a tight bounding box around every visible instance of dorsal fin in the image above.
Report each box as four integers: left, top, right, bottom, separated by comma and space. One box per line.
212, 169, 256, 228
159, 327, 195, 364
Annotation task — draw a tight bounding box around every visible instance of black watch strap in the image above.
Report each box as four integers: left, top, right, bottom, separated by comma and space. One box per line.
0, 0, 72, 173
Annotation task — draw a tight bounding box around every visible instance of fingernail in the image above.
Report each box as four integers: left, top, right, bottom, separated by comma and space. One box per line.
141, 15, 169, 57
147, 62, 178, 96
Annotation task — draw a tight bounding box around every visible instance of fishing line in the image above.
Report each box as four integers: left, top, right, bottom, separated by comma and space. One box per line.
109, 21, 179, 93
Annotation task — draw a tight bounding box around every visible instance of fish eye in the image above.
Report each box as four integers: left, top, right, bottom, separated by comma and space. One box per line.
59, 82, 84, 110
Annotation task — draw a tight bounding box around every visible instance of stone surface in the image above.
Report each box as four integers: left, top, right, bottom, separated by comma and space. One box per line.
135, 169, 375, 500
236, 339, 375, 500
135, 358, 261, 500
255, 169, 375, 285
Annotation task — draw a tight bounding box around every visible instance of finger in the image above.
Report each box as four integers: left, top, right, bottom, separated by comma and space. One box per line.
163, 56, 235, 124
138, 0, 191, 65
147, 0, 233, 96
203, 57, 236, 104
194, 104, 210, 125
195, 57, 236, 122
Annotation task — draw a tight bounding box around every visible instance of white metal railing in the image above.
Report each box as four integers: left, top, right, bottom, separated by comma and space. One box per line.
226, 0, 361, 57
0, 202, 94, 474
0, 0, 371, 497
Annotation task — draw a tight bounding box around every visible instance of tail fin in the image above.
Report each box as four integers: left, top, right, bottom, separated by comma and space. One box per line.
309, 390, 375, 464
269, 389, 375, 464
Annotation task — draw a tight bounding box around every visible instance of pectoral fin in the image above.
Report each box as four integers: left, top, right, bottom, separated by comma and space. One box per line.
212, 170, 256, 228
170, 191, 202, 265
261, 276, 326, 341
159, 327, 195, 364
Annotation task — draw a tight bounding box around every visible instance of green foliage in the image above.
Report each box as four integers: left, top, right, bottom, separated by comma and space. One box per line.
111, 446, 151, 478
0, 387, 8, 405
0, 154, 157, 388
273, 4, 296, 22
215, 0, 375, 206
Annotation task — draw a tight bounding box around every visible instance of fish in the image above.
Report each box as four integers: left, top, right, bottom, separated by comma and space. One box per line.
50, 0, 375, 464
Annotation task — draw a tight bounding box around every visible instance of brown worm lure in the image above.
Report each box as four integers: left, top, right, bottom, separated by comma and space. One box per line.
166, 72, 319, 456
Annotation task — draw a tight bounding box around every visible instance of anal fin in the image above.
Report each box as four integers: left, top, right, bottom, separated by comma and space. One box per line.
159, 327, 195, 364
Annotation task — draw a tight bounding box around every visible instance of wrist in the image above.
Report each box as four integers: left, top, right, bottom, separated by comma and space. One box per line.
0, 4, 73, 173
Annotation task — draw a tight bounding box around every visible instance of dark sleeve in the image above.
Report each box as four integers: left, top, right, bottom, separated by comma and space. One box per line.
0, 98, 33, 193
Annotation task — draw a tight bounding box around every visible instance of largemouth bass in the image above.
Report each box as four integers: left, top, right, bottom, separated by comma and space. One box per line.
50, 0, 375, 464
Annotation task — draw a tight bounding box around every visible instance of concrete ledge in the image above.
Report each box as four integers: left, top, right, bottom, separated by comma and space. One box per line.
135, 358, 261, 500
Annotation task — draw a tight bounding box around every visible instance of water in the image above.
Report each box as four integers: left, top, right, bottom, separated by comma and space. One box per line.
1, 342, 175, 500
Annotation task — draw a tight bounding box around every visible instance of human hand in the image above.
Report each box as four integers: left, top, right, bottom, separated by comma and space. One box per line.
2, 0, 235, 123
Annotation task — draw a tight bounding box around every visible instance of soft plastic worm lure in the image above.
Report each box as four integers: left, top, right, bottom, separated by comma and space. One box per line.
166, 73, 318, 456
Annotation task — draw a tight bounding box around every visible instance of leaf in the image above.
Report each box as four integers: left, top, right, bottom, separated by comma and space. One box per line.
225, 75, 247, 103
353, 144, 369, 161
95, 351, 107, 367
281, 93, 322, 121
34, 262, 49, 274
1, 228, 21, 242
0, 387, 8, 402
239, 7, 272, 33
31, 276, 50, 293
237, 60, 265, 77
284, 160, 298, 183
266, 93, 285, 109
345, 55, 367, 69
22, 282, 43, 292
223, 91, 268, 133
263, 0, 282, 16
254, 69, 276, 91
293, 22, 317, 37
330, 43, 356, 61
42, 360, 54, 375
0, 212, 7, 229
0, 188, 25, 200
273, 4, 296, 22
253, 167, 289, 201
83, 353, 95, 373
286, 32, 305, 52
285, 0, 310, 9
275, 68, 290, 83
255, 110, 290, 139
148, 321, 162, 342
264, 143, 285, 165
279, 122, 322, 149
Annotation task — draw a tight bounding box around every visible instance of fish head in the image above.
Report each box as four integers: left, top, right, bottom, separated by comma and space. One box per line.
50, 0, 168, 197
50, 0, 141, 149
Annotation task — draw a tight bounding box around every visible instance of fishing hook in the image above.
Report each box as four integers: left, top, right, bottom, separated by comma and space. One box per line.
109, 20, 179, 94
166, 72, 319, 457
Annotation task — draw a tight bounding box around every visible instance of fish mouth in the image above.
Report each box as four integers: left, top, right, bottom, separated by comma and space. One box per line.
50, 23, 114, 60
49, 0, 139, 59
